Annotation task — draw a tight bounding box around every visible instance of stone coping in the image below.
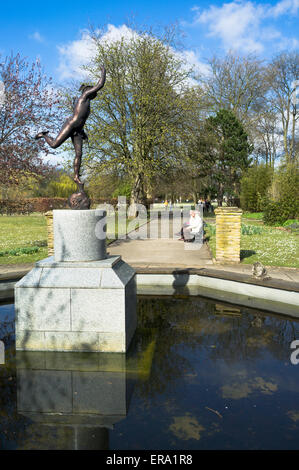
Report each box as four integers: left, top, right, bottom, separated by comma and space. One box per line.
133, 266, 299, 293
1, 264, 298, 294
36, 255, 121, 269
214, 207, 243, 213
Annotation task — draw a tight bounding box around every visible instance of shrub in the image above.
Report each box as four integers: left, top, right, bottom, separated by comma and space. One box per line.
91, 197, 119, 209
241, 224, 264, 235
207, 222, 265, 236
263, 197, 299, 225
240, 165, 273, 212
112, 182, 132, 199
263, 164, 299, 225
0, 246, 40, 257
206, 223, 216, 235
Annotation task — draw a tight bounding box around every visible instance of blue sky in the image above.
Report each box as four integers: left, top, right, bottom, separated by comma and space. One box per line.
0, 0, 298, 84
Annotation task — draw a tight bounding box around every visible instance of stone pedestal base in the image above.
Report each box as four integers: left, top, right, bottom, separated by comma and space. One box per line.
15, 255, 137, 353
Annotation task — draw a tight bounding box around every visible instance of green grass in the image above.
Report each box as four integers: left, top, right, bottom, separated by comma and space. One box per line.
0, 215, 48, 264
1, 213, 298, 268
282, 219, 299, 227
0, 213, 148, 265
242, 212, 264, 220
205, 221, 299, 268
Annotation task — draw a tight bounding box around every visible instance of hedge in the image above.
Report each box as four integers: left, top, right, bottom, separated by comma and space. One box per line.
0, 196, 155, 215
0, 198, 68, 215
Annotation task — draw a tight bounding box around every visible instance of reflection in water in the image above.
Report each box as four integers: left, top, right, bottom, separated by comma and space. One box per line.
0, 296, 299, 449
16, 351, 138, 450
169, 414, 205, 441
221, 376, 278, 400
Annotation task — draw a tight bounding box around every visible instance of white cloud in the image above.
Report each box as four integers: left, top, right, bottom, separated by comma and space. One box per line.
193, 1, 266, 53
179, 49, 211, 77
276, 35, 299, 50
268, 0, 299, 17
57, 30, 96, 80
57, 24, 210, 84
29, 31, 45, 43
191, 0, 299, 54
57, 24, 137, 80
100, 24, 137, 43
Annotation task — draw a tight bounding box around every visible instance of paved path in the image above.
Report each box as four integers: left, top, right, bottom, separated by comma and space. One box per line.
108, 238, 213, 268
0, 213, 298, 289
108, 211, 213, 268
106, 213, 299, 286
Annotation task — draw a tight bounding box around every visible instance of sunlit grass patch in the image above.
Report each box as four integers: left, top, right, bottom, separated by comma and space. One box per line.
0, 213, 147, 265
242, 212, 264, 220
205, 221, 299, 268
0, 215, 48, 264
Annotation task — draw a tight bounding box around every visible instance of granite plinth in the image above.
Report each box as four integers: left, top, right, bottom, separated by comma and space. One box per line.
53, 209, 106, 262
15, 256, 137, 353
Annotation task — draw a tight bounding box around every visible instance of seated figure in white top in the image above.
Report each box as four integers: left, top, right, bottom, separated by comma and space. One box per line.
179, 210, 203, 242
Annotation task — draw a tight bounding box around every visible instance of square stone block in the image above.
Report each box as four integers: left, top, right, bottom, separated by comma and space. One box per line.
71, 289, 125, 332
16, 330, 45, 351
44, 331, 99, 352
98, 332, 126, 352
17, 369, 73, 413
15, 287, 71, 331
39, 267, 102, 288
72, 371, 127, 415
15, 256, 137, 352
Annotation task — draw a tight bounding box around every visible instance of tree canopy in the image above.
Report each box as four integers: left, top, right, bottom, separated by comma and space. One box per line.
0, 54, 58, 190
79, 28, 195, 211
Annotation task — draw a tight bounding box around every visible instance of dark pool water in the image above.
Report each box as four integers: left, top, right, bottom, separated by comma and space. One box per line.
0, 296, 299, 450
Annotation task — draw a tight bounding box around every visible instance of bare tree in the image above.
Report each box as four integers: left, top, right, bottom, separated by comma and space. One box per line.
0, 53, 58, 194
252, 110, 282, 167
201, 52, 266, 124
266, 52, 299, 164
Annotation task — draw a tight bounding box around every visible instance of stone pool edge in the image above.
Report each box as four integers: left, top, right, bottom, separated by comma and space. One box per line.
1, 267, 298, 318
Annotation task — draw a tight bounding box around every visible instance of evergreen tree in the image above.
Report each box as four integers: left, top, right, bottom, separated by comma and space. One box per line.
199, 109, 252, 206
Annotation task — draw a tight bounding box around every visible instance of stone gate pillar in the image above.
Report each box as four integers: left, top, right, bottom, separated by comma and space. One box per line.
45, 211, 54, 256
214, 207, 242, 264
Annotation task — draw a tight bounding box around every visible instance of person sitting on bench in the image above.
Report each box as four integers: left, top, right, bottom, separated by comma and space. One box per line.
179, 210, 202, 242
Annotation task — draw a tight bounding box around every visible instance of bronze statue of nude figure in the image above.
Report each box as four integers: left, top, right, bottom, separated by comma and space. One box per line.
35, 65, 106, 209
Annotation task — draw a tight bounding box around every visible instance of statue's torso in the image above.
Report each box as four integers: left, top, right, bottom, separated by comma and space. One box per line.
71, 96, 91, 129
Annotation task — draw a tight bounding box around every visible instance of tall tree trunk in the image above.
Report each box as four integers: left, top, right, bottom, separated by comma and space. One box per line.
217, 181, 224, 207
128, 172, 146, 218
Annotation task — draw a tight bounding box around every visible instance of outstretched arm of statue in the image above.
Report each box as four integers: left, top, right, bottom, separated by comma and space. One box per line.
83, 65, 106, 99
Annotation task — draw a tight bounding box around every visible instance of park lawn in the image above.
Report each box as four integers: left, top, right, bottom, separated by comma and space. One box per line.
242, 212, 264, 220
0, 213, 146, 265
0, 215, 48, 264
205, 221, 299, 268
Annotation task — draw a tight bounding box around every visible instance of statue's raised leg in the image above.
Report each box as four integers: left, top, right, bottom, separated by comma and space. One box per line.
35, 122, 72, 149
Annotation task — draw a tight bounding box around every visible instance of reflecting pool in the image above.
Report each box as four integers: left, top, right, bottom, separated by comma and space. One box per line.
0, 296, 299, 450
